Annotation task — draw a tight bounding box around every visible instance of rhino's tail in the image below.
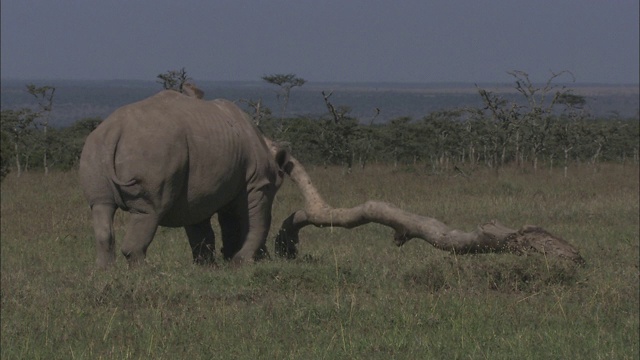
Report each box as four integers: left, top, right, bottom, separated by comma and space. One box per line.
104, 130, 136, 209
107, 134, 137, 187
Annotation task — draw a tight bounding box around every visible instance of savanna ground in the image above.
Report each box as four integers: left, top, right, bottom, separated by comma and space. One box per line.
1, 164, 638, 359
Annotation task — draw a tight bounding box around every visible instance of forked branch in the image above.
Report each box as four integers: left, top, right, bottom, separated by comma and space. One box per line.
274, 155, 585, 264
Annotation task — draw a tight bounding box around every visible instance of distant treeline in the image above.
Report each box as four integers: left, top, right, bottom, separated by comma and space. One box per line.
259, 113, 639, 173
1, 106, 637, 180
1, 73, 639, 180
1, 113, 101, 178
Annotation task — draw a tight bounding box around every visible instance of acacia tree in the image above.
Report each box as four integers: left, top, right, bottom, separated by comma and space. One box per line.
315, 91, 359, 170
553, 92, 588, 177
460, 108, 486, 166
420, 110, 469, 171
351, 108, 380, 169
552, 119, 583, 178
157, 68, 191, 93
262, 73, 306, 125
26, 84, 55, 175
0, 130, 11, 180
0, 109, 38, 177
476, 70, 578, 172
55, 117, 103, 170
509, 70, 575, 172
477, 87, 521, 168
385, 117, 407, 167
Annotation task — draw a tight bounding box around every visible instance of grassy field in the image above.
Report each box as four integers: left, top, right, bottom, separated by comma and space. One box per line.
1, 164, 638, 359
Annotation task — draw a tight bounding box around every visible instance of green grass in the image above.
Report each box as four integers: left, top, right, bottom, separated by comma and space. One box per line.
1, 164, 638, 359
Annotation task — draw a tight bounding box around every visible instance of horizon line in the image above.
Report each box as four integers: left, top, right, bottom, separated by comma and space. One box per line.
2, 77, 638, 88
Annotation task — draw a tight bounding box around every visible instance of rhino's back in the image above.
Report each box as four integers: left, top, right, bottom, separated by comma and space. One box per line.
110, 92, 270, 225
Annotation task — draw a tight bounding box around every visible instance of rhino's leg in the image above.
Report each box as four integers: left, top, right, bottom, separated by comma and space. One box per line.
184, 219, 216, 265
120, 213, 159, 266
218, 208, 247, 261
229, 195, 271, 265
91, 204, 117, 269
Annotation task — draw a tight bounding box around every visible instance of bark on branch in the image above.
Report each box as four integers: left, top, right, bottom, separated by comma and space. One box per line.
274, 156, 585, 265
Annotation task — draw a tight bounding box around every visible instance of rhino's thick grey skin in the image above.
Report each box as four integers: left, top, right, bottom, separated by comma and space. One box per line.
79, 90, 288, 268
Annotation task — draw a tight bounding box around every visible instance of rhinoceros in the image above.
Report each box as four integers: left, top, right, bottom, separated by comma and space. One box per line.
79, 90, 289, 268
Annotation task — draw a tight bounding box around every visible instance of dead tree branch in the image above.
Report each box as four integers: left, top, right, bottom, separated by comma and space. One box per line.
274, 155, 585, 264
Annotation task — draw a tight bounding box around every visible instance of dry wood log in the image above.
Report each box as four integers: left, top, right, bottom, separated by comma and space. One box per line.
274, 155, 585, 265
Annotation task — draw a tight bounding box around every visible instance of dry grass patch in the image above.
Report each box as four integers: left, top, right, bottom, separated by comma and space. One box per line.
1, 164, 638, 359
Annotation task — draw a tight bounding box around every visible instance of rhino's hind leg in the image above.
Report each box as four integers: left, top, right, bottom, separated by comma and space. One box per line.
184, 219, 216, 265
91, 204, 117, 268
121, 213, 160, 266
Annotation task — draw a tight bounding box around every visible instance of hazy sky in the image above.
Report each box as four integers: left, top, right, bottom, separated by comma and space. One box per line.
2, 0, 638, 84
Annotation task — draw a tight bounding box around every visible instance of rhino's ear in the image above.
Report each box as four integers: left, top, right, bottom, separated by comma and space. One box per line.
275, 148, 292, 174
263, 136, 292, 174
183, 83, 204, 99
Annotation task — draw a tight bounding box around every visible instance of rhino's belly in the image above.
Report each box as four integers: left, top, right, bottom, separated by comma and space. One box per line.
158, 182, 243, 228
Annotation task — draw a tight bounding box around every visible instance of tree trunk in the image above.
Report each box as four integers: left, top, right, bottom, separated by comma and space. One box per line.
14, 143, 21, 178
43, 124, 48, 176
394, 147, 399, 169
274, 155, 585, 265
591, 143, 602, 164
515, 130, 521, 167
483, 145, 488, 166
468, 145, 475, 165
564, 148, 570, 178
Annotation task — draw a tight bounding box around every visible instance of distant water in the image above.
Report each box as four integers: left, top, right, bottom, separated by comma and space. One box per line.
1, 79, 637, 127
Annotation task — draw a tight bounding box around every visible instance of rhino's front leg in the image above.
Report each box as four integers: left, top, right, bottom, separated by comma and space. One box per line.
218, 208, 247, 261
184, 219, 216, 265
230, 194, 272, 265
